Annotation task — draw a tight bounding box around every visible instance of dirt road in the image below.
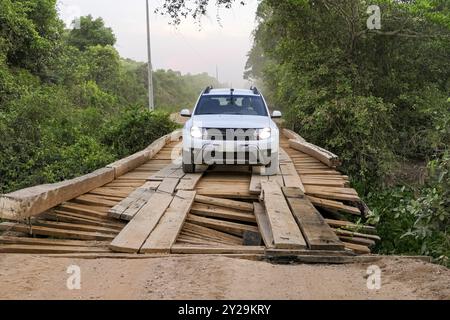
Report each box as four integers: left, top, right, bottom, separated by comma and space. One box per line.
0, 254, 449, 300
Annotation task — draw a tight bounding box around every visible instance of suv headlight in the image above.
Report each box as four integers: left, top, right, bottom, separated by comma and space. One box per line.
190, 126, 203, 138
257, 128, 271, 140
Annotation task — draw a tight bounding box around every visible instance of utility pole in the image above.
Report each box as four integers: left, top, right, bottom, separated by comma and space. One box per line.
146, 0, 155, 111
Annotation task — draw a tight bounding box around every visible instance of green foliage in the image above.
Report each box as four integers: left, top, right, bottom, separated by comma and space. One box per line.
0, 0, 63, 76
66, 15, 116, 51
366, 153, 450, 266
102, 107, 177, 158
0, 7, 215, 195
246, 0, 450, 264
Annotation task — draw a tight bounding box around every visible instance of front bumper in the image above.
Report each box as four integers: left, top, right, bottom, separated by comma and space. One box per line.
182, 136, 279, 166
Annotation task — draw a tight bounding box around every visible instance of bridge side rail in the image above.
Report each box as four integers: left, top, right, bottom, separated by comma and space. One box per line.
0, 130, 182, 221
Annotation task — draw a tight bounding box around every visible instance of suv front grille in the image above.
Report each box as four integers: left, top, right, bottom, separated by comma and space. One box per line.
203, 128, 260, 141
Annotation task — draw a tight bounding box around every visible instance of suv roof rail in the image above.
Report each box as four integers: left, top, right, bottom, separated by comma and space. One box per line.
250, 86, 260, 95
203, 86, 213, 94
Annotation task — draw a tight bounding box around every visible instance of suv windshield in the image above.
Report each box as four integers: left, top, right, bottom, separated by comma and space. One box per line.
194, 95, 268, 116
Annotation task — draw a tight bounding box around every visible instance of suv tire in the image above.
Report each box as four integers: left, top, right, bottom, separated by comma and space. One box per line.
182, 163, 196, 174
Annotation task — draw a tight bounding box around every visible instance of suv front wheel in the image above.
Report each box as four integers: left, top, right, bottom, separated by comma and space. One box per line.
182, 163, 196, 174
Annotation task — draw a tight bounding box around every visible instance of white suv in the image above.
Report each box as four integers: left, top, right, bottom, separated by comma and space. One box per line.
180, 87, 281, 175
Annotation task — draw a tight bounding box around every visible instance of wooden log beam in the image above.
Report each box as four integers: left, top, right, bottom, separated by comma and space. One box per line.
0, 168, 115, 221
289, 139, 341, 168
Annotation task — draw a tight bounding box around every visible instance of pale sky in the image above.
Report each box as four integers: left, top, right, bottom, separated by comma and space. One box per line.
57, 0, 259, 87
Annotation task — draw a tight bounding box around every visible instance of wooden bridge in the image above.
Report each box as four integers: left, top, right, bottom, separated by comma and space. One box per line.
0, 129, 380, 263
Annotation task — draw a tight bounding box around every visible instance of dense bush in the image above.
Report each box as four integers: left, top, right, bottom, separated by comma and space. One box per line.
102, 107, 177, 158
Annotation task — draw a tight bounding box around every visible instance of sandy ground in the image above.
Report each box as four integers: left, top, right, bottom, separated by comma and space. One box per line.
0, 254, 449, 300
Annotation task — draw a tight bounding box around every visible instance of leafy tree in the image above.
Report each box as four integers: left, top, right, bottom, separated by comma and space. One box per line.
66, 15, 116, 50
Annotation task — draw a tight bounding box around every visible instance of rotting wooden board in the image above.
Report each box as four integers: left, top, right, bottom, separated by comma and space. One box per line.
140, 190, 196, 254
249, 174, 267, 194
182, 222, 243, 245
50, 208, 124, 228
171, 244, 265, 255
282, 187, 345, 251
109, 191, 174, 253
333, 228, 381, 241
0, 222, 115, 241
190, 203, 256, 223
44, 211, 124, 230
342, 242, 371, 254
305, 186, 359, 196
120, 189, 156, 222
260, 181, 307, 249
33, 220, 119, 235
179, 231, 240, 246
339, 236, 376, 247
176, 172, 204, 191
186, 214, 259, 237
0, 244, 113, 254
157, 177, 180, 195
109, 181, 160, 220
148, 162, 181, 181
253, 202, 274, 248
301, 179, 347, 188
194, 195, 254, 212
279, 150, 305, 192
196, 188, 257, 200
289, 139, 340, 168
73, 194, 119, 207
307, 196, 361, 215
325, 219, 376, 233
0, 236, 109, 248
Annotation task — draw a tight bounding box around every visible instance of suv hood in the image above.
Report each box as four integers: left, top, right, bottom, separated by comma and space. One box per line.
191, 115, 271, 129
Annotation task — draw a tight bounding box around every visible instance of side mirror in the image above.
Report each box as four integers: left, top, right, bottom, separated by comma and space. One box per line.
272, 110, 282, 119
180, 109, 191, 117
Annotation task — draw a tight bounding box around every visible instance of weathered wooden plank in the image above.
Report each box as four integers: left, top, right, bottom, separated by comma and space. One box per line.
190, 203, 256, 223
120, 189, 156, 222
109, 192, 174, 253
33, 220, 119, 235
253, 202, 274, 248
140, 190, 196, 254
194, 195, 254, 212
279, 149, 305, 192
176, 172, 204, 191
0, 222, 115, 241
0, 236, 108, 248
0, 244, 112, 254
261, 181, 307, 249
249, 174, 268, 194
149, 162, 181, 181
289, 139, 340, 168
182, 222, 243, 245
282, 128, 306, 142
108, 181, 160, 220
342, 242, 371, 254
157, 177, 180, 195
307, 196, 361, 215
282, 187, 345, 251
44, 211, 124, 230
171, 245, 265, 255
333, 228, 381, 241
0, 168, 115, 221
325, 219, 376, 233
187, 214, 259, 237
